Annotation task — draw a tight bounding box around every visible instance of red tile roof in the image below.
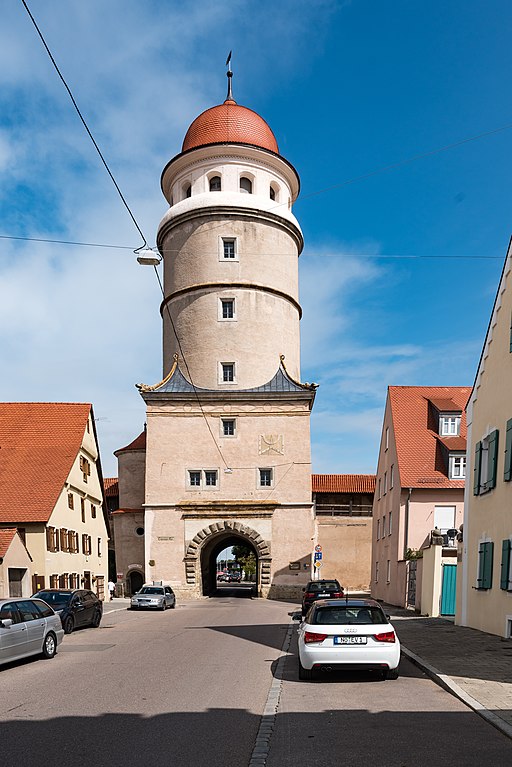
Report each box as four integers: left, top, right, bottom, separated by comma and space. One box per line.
0, 403, 91, 523
182, 101, 279, 154
389, 386, 470, 489
312, 474, 376, 494
104, 477, 119, 497
0, 528, 17, 558
115, 429, 146, 454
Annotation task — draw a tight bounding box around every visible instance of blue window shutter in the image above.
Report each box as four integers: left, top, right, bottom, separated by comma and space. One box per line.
473, 441, 482, 495
486, 430, 499, 490
504, 419, 512, 482
500, 539, 511, 590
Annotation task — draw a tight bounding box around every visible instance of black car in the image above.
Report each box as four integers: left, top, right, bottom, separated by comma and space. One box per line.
301, 579, 344, 616
32, 589, 103, 634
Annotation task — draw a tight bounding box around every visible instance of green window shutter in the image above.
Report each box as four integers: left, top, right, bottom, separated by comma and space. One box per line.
500, 539, 511, 590
487, 430, 499, 490
477, 541, 494, 589
504, 419, 512, 482
473, 441, 482, 495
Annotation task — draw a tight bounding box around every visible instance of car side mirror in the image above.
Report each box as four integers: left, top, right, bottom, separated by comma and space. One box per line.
292, 614, 302, 621
302, 587, 306, 592
0, 618, 13, 628
386, 614, 391, 621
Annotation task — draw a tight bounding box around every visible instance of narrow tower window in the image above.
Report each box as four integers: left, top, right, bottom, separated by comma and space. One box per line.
209, 176, 221, 192
221, 299, 234, 319
240, 177, 252, 194
270, 183, 279, 202
184, 184, 191, 198
222, 363, 235, 382
222, 239, 236, 259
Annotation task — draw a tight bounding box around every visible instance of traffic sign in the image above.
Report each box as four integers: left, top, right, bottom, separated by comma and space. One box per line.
315, 545, 322, 552
314, 561, 322, 569
314, 552, 322, 561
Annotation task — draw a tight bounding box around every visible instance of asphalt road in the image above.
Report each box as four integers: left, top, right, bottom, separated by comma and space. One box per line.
1, 595, 512, 767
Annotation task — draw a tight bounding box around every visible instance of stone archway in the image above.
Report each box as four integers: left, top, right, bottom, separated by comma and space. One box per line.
184, 520, 271, 596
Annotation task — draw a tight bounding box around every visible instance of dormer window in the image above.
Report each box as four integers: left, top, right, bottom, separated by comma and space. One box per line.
240, 176, 252, 194
209, 176, 221, 192
440, 414, 461, 436
449, 454, 466, 479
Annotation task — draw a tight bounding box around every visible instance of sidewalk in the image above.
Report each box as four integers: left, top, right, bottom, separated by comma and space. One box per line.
384, 603, 512, 739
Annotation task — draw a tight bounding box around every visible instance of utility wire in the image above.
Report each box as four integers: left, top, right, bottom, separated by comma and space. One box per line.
0, 234, 502, 260
21, 0, 228, 469
20, 0, 148, 249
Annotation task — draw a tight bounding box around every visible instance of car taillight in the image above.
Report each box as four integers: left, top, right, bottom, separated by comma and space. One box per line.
304, 631, 327, 644
373, 631, 396, 643
305, 592, 315, 598
332, 592, 344, 598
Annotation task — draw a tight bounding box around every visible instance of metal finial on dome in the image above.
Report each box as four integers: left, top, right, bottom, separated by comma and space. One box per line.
225, 50, 235, 103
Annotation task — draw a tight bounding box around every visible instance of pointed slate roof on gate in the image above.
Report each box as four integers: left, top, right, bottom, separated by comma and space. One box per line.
137, 355, 317, 395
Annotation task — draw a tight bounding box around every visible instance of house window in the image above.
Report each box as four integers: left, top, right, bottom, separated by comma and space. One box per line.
378, 478, 381, 499
375, 561, 379, 582
222, 419, 235, 437
189, 471, 201, 487
221, 363, 235, 383
259, 468, 273, 487
98, 538, 102, 557
477, 540, 494, 590
70, 573, 79, 589
82, 534, 92, 556
440, 415, 461, 436
68, 493, 74, 509
81, 498, 85, 523
390, 464, 394, 489
388, 512, 392, 536
46, 526, 59, 553
500, 539, 512, 591
240, 176, 252, 194
385, 427, 389, 450
59, 573, 69, 589
376, 519, 380, 540
269, 184, 277, 201
91, 504, 96, 519
449, 454, 466, 479
222, 238, 236, 259
434, 506, 456, 534
383, 472, 387, 495
80, 455, 91, 482
60, 528, 69, 552
50, 574, 58, 588
382, 516, 386, 537
474, 430, 499, 495
386, 560, 391, 583
205, 470, 218, 487
504, 418, 512, 482
209, 175, 221, 192
220, 299, 235, 320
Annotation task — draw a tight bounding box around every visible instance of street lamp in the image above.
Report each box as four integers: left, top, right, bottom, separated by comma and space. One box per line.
136, 248, 162, 266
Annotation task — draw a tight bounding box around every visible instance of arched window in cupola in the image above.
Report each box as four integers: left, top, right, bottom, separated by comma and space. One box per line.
209, 176, 222, 192
270, 183, 279, 202
240, 176, 253, 194
184, 184, 192, 199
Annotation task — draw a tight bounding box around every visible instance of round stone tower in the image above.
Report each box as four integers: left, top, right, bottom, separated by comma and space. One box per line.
156, 79, 304, 389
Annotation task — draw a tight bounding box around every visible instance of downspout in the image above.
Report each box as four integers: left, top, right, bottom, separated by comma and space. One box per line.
403, 488, 412, 559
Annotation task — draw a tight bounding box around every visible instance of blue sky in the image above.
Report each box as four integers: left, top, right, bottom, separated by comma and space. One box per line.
0, 1, 511, 477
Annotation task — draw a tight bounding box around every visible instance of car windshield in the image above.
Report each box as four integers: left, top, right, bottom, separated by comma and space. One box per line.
308, 582, 339, 592
35, 591, 72, 607
138, 587, 164, 595
312, 606, 387, 625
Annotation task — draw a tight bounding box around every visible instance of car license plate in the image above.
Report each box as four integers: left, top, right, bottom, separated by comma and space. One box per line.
318, 593, 329, 597
334, 636, 367, 645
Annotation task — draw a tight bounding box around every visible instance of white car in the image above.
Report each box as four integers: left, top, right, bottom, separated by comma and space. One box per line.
295, 598, 400, 680
130, 584, 176, 611
0, 598, 64, 665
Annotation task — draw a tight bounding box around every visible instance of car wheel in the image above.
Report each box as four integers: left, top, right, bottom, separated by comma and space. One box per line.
384, 667, 399, 680
298, 658, 313, 681
42, 632, 57, 659
170, 600, 176, 609
91, 610, 102, 628
62, 616, 74, 635
130, 606, 138, 610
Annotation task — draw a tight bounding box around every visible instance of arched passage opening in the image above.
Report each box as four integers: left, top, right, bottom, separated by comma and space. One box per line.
184, 521, 271, 597
202, 533, 258, 597
128, 570, 144, 596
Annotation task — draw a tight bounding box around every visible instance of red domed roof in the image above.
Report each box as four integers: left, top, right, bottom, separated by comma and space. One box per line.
182, 100, 279, 154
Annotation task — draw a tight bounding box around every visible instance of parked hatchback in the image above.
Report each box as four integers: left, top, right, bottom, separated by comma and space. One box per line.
295, 598, 400, 680
32, 589, 103, 634
0, 598, 64, 665
301, 579, 344, 615
130, 585, 176, 610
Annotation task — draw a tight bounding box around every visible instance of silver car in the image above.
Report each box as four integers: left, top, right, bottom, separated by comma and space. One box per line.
130, 585, 176, 611
0, 598, 64, 666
